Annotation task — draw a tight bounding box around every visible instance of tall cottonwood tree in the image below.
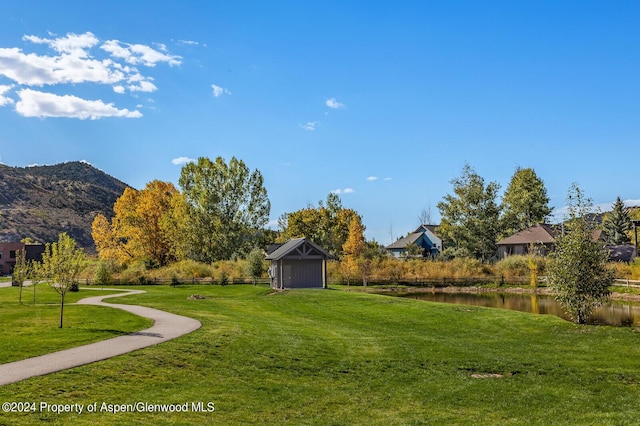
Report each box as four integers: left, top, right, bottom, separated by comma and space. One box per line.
92, 180, 182, 266
548, 184, 614, 324
437, 164, 501, 261
501, 167, 552, 236
280, 193, 361, 257
602, 196, 632, 245
179, 156, 270, 262
41, 233, 86, 328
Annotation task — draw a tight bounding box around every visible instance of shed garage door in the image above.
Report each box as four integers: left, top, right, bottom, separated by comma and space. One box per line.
282, 259, 322, 288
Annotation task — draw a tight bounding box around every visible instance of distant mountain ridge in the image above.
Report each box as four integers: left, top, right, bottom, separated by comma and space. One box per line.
0, 161, 129, 251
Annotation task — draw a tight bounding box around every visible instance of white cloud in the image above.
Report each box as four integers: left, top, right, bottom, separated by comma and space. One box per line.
331, 188, 355, 194
128, 80, 157, 92
16, 89, 142, 119
172, 156, 195, 165
177, 40, 199, 46
384, 177, 392, 181
300, 121, 318, 131
100, 40, 181, 67
0, 84, 14, 106
0, 32, 180, 119
211, 84, 231, 97
366, 176, 378, 181
23, 32, 99, 56
326, 97, 345, 109
0, 46, 125, 86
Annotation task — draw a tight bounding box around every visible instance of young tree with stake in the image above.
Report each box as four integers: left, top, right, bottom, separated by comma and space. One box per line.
41, 233, 86, 328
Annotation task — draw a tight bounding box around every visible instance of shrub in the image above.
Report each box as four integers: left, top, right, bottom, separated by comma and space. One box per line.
218, 271, 229, 286
494, 256, 531, 277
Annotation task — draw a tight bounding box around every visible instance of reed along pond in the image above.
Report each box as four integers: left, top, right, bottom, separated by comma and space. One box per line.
386, 290, 640, 326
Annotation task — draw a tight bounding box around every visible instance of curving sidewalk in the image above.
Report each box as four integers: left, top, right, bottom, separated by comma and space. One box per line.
0, 289, 201, 386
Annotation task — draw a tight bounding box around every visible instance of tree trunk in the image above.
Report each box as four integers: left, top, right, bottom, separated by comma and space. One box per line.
59, 293, 65, 329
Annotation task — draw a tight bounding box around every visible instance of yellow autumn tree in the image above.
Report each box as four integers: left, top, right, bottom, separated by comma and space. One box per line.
159, 191, 191, 262
92, 180, 183, 267
92, 213, 130, 265
341, 214, 365, 286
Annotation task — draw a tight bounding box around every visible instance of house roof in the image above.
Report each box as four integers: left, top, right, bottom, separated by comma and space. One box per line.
608, 245, 637, 262
386, 232, 422, 250
414, 224, 439, 235
386, 224, 441, 250
265, 238, 334, 260
497, 224, 557, 245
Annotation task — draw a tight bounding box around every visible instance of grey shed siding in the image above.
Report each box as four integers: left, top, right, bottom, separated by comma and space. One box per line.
282, 259, 323, 288
266, 238, 333, 290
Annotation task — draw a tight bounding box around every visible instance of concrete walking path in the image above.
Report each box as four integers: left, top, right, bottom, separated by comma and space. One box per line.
0, 289, 201, 386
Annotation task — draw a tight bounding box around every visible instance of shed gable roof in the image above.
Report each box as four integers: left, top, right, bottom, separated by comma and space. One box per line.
265, 238, 334, 260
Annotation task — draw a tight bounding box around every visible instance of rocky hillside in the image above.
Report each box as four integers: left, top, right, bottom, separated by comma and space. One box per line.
0, 161, 129, 251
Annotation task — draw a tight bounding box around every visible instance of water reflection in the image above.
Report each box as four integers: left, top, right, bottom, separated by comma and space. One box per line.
398, 291, 640, 326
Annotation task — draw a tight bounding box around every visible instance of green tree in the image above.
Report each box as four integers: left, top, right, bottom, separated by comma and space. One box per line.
11, 249, 29, 304
29, 260, 43, 304
501, 167, 552, 236
602, 196, 632, 245
245, 248, 266, 285
280, 193, 361, 257
41, 233, 87, 328
179, 157, 270, 262
547, 184, 614, 324
94, 261, 113, 286
405, 243, 423, 257
357, 240, 384, 287
437, 164, 501, 261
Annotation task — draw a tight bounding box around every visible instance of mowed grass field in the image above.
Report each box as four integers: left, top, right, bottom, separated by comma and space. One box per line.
1, 284, 640, 425
0, 286, 151, 364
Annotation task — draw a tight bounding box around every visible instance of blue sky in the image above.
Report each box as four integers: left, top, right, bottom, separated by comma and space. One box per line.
1, 1, 639, 244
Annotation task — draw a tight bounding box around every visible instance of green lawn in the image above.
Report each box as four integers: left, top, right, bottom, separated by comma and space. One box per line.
0, 285, 152, 364
1, 284, 640, 424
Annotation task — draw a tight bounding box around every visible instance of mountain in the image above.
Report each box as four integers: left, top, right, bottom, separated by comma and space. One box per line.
0, 161, 129, 251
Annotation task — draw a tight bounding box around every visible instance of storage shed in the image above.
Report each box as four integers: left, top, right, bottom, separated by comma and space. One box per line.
266, 238, 334, 289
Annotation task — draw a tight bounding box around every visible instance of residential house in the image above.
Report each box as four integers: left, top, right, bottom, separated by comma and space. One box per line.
496, 223, 628, 261
0, 242, 45, 275
386, 225, 442, 258
496, 224, 557, 259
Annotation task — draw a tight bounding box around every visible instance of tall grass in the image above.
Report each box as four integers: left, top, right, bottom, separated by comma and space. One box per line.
82, 253, 633, 286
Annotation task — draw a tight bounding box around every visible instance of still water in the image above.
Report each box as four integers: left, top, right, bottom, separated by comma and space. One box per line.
396, 291, 640, 326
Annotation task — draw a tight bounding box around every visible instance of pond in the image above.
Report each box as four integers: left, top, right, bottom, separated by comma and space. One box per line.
392, 291, 640, 326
